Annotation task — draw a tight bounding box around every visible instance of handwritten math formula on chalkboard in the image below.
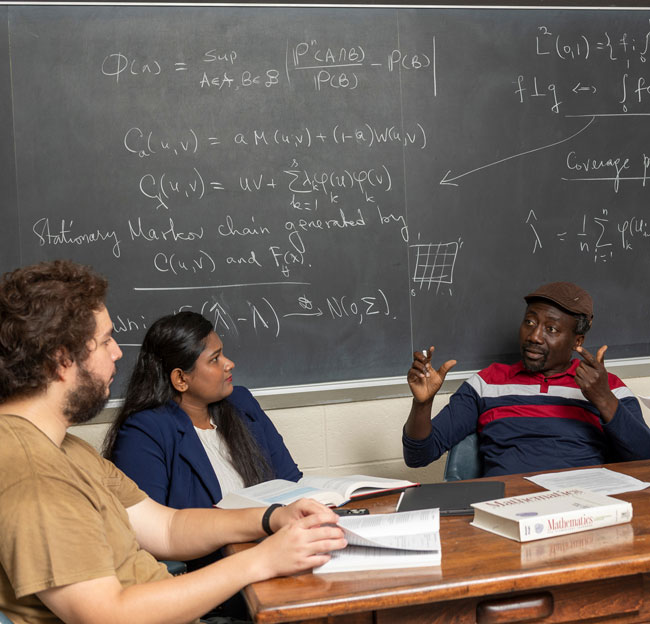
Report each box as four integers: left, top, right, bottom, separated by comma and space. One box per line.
4, 6, 650, 394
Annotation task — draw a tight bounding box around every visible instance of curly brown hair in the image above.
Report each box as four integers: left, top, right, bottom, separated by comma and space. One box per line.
0, 259, 108, 400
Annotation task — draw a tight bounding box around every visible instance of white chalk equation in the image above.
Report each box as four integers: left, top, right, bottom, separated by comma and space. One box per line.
124, 123, 427, 158
101, 38, 436, 93
525, 209, 650, 263
410, 239, 461, 294
516, 24, 650, 115
134, 162, 395, 212
287, 39, 435, 91
536, 26, 650, 63
113, 286, 392, 342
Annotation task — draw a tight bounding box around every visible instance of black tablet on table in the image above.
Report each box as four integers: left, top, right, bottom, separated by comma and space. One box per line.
397, 481, 505, 516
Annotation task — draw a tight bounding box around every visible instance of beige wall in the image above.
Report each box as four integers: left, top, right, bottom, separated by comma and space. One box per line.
71, 376, 650, 485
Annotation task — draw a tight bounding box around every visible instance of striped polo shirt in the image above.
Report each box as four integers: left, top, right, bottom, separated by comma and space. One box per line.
403, 359, 650, 476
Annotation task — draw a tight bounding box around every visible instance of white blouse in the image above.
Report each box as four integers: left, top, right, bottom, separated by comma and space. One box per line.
193, 419, 245, 497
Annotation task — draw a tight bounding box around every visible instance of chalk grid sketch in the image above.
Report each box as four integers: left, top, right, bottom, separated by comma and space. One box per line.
410, 241, 459, 292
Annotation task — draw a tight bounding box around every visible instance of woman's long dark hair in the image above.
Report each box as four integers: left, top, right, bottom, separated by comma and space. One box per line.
103, 311, 271, 486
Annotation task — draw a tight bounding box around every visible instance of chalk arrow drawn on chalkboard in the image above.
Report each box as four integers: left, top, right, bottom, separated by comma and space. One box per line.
439, 116, 596, 187
572, 82, 596, 94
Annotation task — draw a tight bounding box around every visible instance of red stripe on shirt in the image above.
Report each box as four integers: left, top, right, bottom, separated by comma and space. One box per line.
478, 404, 603, 433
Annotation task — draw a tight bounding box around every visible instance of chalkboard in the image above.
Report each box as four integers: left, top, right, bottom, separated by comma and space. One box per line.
4, 5, 650, 399
0, 7, 18, 274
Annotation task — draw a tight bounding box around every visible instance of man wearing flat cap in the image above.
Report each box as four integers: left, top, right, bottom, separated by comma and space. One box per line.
403, 281, 650, 476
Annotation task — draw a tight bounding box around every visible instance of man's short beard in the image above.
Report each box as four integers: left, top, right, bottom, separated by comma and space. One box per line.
521, 347, 547, 373
63, 365, 108, 425
523, 359, 546, 373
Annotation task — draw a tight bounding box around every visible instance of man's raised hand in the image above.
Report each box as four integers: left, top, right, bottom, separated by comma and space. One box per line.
407, 346, 457, 404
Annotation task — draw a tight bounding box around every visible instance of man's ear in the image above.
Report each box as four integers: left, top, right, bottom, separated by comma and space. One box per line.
170, 368, 188, 393
574, 334, 585, 350
54, 348, 74, 381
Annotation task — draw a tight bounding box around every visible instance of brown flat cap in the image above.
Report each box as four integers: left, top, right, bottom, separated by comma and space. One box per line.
524, 282, 593, 318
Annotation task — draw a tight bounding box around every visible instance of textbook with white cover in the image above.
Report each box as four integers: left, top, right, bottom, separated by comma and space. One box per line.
314, 508, 441, 574
216, 474, 417, 509
471, 487, 632, 542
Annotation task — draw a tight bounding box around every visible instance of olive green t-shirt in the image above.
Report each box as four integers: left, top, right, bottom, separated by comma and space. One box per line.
0, 414, 172, 623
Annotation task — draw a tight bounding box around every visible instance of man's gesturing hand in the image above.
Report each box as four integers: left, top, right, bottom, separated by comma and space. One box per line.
575, 345, 618, 423
407, 346, 457, 405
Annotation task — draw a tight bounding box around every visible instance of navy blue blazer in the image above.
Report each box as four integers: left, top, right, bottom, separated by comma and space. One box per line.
110, 386, 302, 510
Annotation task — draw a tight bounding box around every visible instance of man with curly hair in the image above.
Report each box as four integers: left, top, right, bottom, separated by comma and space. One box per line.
0, 260, 346, 624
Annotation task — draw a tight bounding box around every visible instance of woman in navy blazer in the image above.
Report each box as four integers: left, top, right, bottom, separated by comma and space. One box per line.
105, 387, 301, 510
103, 311, 302, 568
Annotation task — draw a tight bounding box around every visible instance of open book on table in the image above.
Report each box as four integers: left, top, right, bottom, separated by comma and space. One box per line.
314, 508, 441, 574
216, 474, 417, 509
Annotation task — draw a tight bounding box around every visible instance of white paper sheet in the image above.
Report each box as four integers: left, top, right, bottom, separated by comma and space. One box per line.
524, 467, 650, 495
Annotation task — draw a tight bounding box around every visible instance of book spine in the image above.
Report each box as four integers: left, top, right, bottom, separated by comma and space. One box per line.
518, 502, 632, 542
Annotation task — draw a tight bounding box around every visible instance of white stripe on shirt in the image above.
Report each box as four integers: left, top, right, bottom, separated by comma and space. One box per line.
466, 374, 635, 401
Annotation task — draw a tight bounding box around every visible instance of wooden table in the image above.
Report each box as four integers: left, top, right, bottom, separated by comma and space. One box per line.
227, 460, 650, 624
